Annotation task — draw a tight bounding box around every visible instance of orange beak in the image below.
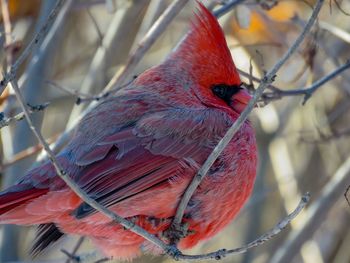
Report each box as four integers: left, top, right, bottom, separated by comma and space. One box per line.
235, 88, 252, 104
231, 89, 253, 113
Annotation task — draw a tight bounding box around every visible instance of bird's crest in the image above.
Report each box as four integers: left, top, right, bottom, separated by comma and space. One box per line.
169, 2, 241, 87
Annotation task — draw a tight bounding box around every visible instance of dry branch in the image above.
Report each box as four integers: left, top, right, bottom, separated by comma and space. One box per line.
0, 134, 58, 172
0, 103, 49, 129
175, 194, 310, 261
213, 0, 246, 17
105, 0, 189, 90
261, 60, 350, 104
270, 156, 350, 263
0, 0, 66, 96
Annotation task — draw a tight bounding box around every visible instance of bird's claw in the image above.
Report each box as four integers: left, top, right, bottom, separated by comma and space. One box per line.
162, 222, 190, 245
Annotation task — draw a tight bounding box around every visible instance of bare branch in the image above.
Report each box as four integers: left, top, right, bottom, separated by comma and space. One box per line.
1, 0, 14, 67
213, 0, 246, 17
261, 60, 350, 104
0, 0, 66, 95
86, 8, 104, 45
66, 193, 310, 261
270, 156, 350, 263
333, 0, 350, 16
237, 68, 280, 92
47, 78, 135, 105
105, 0, 189, 90
299, 126, 350, 143
0, 134, 58, 172
0, 103, 49, 129
171, 0, 325, 239
64, 237, 85, 263
175, 194, 310, 261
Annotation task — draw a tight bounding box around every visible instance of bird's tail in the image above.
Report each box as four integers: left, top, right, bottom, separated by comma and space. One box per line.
0, 185, 66, 256
0, 159, 59, 224
0, 158, 70, 255
0, 186, 48, 215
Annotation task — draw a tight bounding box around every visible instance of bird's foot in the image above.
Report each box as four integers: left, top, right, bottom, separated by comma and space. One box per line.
162, 222, 190, 245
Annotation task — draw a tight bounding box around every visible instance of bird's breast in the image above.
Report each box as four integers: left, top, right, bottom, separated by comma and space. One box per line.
179, 123, 257, 248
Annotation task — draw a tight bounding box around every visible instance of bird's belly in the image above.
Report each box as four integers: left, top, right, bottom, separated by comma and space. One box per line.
179, 167, 256, 249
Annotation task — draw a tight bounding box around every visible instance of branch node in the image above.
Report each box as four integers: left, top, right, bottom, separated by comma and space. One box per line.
345, 185, 350, 207
215, 249, 227, 260
302, 192, 311, 203
165, 245, 181, 261
27, 102, 50, 112
75, 97, 82, 105
61, 249, 81, 263
302, 92, 312, 105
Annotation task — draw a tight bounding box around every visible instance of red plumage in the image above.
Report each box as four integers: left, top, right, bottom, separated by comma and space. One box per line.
0, 2, 257, 260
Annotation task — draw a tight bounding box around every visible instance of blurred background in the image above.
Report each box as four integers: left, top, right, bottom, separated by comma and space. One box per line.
0, 0, 349, 262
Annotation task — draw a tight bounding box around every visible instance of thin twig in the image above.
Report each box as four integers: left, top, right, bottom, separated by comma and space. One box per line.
1, 0, 14, 67
47, 80, 109, 105
175, 194, 310, 261
319, 21, 350, 43
93, 258, 109, 263
64, 193, 309, 261
213, 0, 245, 17
64, 237, 85, 263
86, 8, 104, 45
0, 0, 66, 95
261, 60, 350, 104
47, 81, 92, 99
105, 0, 189, 90
0, 103, 49, 129
237, 68, 280, 91
333, 0, 350, 16
47, 78, 135, 105
61, 249, 79, 263
0, 112, 25, 129
171, 0, 325, 237
0, 134, 59, 172
299, 126, 350, 144
345, 185, 350, 206
270, 156, 350, 263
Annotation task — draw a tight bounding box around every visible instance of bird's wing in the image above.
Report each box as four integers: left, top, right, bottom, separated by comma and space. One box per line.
70, 106, 232, 219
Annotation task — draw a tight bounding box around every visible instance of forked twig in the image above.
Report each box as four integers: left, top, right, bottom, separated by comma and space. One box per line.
0, 0, 66, 95
261, 60, 350, 104
176, 194, 310, 261
105, 0, 189, 90
0, 103, 49, 129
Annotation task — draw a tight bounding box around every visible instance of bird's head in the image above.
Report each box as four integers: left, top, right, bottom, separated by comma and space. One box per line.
167, 2, 251, 114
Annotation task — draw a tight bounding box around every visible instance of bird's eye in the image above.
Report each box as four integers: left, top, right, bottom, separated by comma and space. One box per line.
211, 84, 242, 105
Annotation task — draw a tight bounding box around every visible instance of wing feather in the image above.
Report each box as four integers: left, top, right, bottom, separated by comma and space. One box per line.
69, 106, 232, 219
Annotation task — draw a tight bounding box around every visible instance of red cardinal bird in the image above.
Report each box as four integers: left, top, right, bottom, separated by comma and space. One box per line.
0, 3, 257, 260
